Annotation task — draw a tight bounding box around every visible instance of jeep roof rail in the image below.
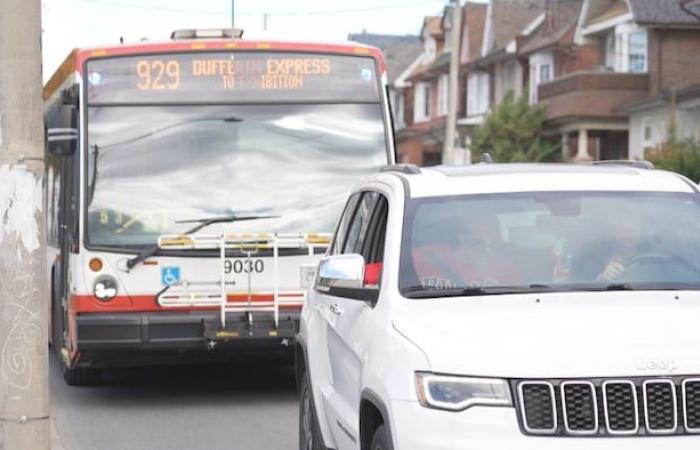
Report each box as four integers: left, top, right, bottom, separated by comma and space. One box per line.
380, 164, 421, 175
591, 160, 655, 170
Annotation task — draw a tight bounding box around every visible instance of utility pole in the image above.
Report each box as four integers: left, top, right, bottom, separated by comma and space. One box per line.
443, 0, 462, 165
231, 0, 235, 28
263, 13, 269, 32
0, 0, 50, 448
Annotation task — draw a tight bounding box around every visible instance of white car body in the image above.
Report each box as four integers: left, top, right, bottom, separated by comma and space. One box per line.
297, 163, 700, 449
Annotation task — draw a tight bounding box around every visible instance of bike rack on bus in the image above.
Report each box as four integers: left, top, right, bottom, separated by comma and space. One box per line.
155, 232, 332, 330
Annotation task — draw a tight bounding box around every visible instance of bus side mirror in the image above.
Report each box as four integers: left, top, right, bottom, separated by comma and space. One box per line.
46, 104, 77, 157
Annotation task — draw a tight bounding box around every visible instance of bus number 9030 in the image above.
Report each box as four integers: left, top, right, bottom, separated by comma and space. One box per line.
224, 259, 265, 274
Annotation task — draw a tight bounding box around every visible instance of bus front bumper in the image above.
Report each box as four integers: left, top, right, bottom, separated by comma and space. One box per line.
75, 310, 300, 352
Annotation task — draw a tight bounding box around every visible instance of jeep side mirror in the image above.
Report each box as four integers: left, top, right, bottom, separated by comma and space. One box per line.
316, 254, 379, 304
46, 104, 77, 157
318, 254, 365, 289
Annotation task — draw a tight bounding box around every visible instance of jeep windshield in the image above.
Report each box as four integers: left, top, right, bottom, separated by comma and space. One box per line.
399, 191, 700, 297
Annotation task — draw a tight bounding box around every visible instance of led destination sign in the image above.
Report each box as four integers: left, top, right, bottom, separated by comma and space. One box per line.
87, 52, 379, 103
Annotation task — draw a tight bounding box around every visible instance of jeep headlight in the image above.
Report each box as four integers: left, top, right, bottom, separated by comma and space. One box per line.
415, 373, 512, 411
94, 276, 118, 301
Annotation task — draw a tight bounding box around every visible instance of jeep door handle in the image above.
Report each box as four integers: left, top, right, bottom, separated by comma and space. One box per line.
329, 303, 343, 316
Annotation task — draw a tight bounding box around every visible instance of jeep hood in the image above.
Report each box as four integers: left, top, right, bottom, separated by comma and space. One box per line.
393, 291, 700, 379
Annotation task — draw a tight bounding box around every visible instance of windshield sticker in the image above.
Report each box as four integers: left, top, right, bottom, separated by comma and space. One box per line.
161, 266, 181, 286
88, 72, 103, 86
361, 68, 372, 82
420, 276, 457, 290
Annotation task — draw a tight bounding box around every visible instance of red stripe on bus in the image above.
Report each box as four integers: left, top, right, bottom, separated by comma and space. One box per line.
75, 40, 386, 75
70, 294, 303, 314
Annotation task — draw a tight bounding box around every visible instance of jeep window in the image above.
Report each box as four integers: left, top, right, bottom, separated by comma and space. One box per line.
399, 191, 700, 297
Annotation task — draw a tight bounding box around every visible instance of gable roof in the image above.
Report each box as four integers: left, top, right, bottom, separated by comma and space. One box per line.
383, 42, 424, 83
489, 0, 548, 52
347, 32, 420, 49
627, 0, 700, 27
422, 16, 443, 38
519, 0, 584, 55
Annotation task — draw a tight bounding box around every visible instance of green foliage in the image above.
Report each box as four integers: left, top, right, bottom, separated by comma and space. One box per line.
469, 91, 560, 163
646, 133, 700, 182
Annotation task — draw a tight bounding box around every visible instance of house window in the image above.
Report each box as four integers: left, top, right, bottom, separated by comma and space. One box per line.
467, 72, 489, 116
414, 82, 432, 122
391, 91, 405, 128
504, 62, 517, 93
628, 30, 648, 73
424, 38, 436, 62
422, 151, 442, 167
642, 117, 654, 149
437, 74, 448, 116
609, 24, 648, 73
605, 31, 616, 69
529, 51, 554, 104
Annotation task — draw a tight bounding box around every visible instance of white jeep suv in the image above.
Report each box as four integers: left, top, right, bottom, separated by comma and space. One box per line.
296, 162, 700, 450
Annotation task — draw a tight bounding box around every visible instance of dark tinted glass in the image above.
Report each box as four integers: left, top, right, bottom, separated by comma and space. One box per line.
343, 192, 377, 254
400, 192, 700, 293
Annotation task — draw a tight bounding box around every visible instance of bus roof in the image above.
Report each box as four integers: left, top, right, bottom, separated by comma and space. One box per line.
44, 38, 386, 101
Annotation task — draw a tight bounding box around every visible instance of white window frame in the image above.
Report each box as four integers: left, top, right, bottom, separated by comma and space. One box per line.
424, 37, 437, 62
642, 116, 654, 149
611, 23, 648, 73
414, 82, 432, 123
437, 74, 449, 116
395, 92, 405, 128
467, 71, 490, 116
529, 51, 554, 104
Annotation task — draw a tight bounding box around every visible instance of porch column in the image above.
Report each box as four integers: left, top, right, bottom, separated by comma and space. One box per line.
561, 132, 570, 160
575, 128, 591, 161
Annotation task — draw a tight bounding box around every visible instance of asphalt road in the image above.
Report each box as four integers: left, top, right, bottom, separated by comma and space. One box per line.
49, 353, 299, 450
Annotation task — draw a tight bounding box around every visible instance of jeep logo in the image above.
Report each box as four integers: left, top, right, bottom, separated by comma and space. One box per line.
636, 359, 679, 373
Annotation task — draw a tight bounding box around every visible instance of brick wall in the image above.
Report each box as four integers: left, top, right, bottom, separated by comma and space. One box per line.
649, 29, 700, 96
554, 45, 600, 78
397, 135, 425, 165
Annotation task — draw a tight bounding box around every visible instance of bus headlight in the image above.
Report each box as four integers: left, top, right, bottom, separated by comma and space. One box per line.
94, 276, 118, 301
415, 373, 512, 411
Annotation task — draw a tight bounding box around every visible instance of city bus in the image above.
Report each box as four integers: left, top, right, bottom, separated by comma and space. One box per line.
44, 29, 395, 385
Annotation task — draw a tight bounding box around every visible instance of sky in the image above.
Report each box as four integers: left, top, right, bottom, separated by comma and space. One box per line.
41, 0, 463, 81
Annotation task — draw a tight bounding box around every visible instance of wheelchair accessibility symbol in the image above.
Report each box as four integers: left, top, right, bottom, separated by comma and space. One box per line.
161, 267, 181, 286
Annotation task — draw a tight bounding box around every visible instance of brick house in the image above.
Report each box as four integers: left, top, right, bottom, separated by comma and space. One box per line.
398, 0, 700, 165
458, 0, 544, 147
533, 0, 700, 160
395, 16, 448, 166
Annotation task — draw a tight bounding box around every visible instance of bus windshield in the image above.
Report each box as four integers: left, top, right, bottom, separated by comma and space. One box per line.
85, 53, 389, 248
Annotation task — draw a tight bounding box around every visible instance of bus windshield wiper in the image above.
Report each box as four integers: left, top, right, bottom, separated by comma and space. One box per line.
125, 214, 278, 270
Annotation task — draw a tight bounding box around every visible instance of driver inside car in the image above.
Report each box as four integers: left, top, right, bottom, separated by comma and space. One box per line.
571, 215, 646, 283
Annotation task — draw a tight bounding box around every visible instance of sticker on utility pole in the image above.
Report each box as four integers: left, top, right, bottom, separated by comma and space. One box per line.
161, 266, 181, 285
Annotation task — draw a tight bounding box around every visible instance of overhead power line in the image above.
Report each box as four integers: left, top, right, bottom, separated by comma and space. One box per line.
83, 0, 444, 18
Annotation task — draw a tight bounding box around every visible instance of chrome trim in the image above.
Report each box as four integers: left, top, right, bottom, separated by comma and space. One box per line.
682, 378, 700, 433
643, 379, 677, 434
560, 381, 599, 435
602, 380, 639, 435
518, 381, 558, 435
